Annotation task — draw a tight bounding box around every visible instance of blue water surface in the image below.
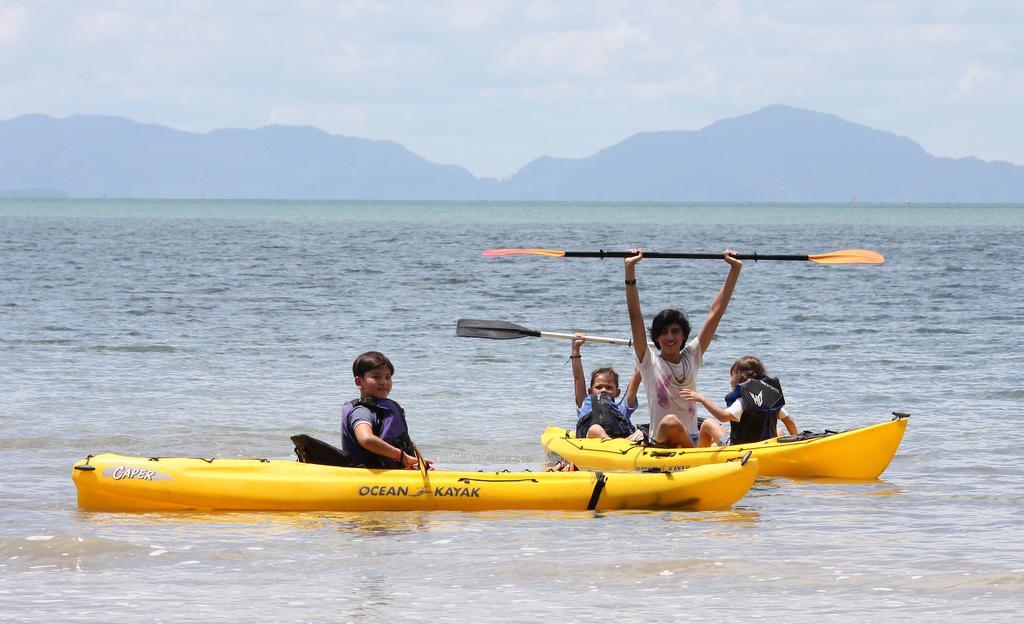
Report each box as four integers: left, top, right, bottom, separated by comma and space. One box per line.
1, 199, 1022, 622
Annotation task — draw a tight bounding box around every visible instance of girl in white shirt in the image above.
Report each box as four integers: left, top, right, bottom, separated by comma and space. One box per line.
624, 249, 743, 447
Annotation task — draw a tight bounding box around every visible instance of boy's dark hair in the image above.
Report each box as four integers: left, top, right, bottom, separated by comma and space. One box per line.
650, 308, 690, 350
352, 351, 395, 378
589, 366, 620, 390
731, 356, 766, 384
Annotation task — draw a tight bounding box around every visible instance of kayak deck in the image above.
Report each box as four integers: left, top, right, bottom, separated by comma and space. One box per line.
542, 414, 908, 479
72, 453, 758, 512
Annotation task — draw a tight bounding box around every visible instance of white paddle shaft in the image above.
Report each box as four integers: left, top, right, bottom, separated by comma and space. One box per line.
537, 331, 654, 347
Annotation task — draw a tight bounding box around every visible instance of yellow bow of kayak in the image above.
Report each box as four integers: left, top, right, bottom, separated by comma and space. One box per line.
542, 415, 908, 479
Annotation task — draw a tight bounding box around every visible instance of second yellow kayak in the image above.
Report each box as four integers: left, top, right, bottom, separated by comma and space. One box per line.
542, 414, 908, 479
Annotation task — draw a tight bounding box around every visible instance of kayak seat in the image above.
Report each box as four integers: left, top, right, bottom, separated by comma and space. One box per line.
291, 434, 353, 467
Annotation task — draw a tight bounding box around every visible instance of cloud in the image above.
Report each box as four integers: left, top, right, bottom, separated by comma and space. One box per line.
329, 0, 392, 20
957, 62, 996, 95
72, 10, 135, 43
0, 4, 27, 46
622, 67, 720, 100
447, 0, 510, 32
496, 22, 651, 78
71, 8, 226, 46
322, 42, 395, 77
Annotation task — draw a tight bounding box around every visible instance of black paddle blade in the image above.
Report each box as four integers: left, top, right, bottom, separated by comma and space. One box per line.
455, 319, 541, 340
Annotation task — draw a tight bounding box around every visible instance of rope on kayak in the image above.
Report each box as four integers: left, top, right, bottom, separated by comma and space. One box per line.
556, 429, 639, 454
457, 477, 540, 483
586, 472, 607, 510
646, 450, 681, 458
727, 451, 754, 466
144, 457, 218, 463
559, 438, 635, 456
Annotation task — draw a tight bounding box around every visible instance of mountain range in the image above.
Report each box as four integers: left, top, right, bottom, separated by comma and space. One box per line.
3, 106, 1023, 202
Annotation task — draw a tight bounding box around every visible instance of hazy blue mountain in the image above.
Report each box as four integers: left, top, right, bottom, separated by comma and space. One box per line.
0, 114, 492, 200
501, 105, 1024, 202
2, 106, 1023, 201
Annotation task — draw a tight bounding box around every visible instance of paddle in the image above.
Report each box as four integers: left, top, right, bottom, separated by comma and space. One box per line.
411, 443, 431, 479
457, 319, 651, 347
482, 248, 885, 265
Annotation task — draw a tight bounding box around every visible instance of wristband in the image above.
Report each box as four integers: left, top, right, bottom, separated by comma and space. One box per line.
624, 279, 636, 285
395, 448, 404, 463
569, 355, 581, 359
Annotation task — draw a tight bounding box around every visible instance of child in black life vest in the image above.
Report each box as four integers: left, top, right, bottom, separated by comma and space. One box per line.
340, 351, 433, 470
571, 334, 643, 441
680, 355, 798, 445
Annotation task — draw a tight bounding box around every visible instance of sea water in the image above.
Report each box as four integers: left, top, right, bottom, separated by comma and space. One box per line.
1, 199, 1022, 622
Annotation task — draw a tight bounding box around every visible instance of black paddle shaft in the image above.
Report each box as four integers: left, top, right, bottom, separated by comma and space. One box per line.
563, 250, 810, 261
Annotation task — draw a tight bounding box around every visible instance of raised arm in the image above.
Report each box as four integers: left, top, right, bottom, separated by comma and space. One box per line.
624, 250, 647, 363
571, 333, 586, 409
696, 250, 743, 354
624, 367, 641, 406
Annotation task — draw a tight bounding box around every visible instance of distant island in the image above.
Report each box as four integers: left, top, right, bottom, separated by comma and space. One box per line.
2, 105, 1023, 202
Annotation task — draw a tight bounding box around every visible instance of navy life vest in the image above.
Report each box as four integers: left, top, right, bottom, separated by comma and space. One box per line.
340, 397, 415, 469
724, 376, 785, 444
576, 392, 636, 439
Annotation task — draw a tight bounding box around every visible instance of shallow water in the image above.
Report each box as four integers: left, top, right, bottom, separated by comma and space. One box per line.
2, 199, 1022, 621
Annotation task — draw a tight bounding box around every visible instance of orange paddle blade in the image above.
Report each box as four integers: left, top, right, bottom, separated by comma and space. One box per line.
482, 248, 567, 258
808, 249, 885, 265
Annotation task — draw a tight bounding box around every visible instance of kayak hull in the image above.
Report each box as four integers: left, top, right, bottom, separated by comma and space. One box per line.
542, 416, 908, 479
72, 453, 758, 512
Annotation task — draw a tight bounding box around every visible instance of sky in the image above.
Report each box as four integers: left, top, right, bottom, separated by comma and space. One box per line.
1, 1, 1021, 178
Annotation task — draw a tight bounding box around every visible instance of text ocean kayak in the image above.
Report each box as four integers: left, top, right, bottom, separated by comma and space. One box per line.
542, 414, 908, 479
72, 453, 758, 512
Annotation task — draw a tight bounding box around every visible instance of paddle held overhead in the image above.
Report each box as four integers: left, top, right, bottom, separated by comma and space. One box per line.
482, 248, 885, 265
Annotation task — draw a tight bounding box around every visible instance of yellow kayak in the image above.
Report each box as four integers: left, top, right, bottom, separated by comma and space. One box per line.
542, 414, 908, 479
72, 453, 758, 512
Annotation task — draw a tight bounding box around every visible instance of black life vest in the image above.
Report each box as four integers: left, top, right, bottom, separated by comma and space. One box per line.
576, 392, 636, 439
724, 376, 785, 444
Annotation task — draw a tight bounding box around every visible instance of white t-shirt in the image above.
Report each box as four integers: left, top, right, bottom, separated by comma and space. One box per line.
637, 337, 703, 435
